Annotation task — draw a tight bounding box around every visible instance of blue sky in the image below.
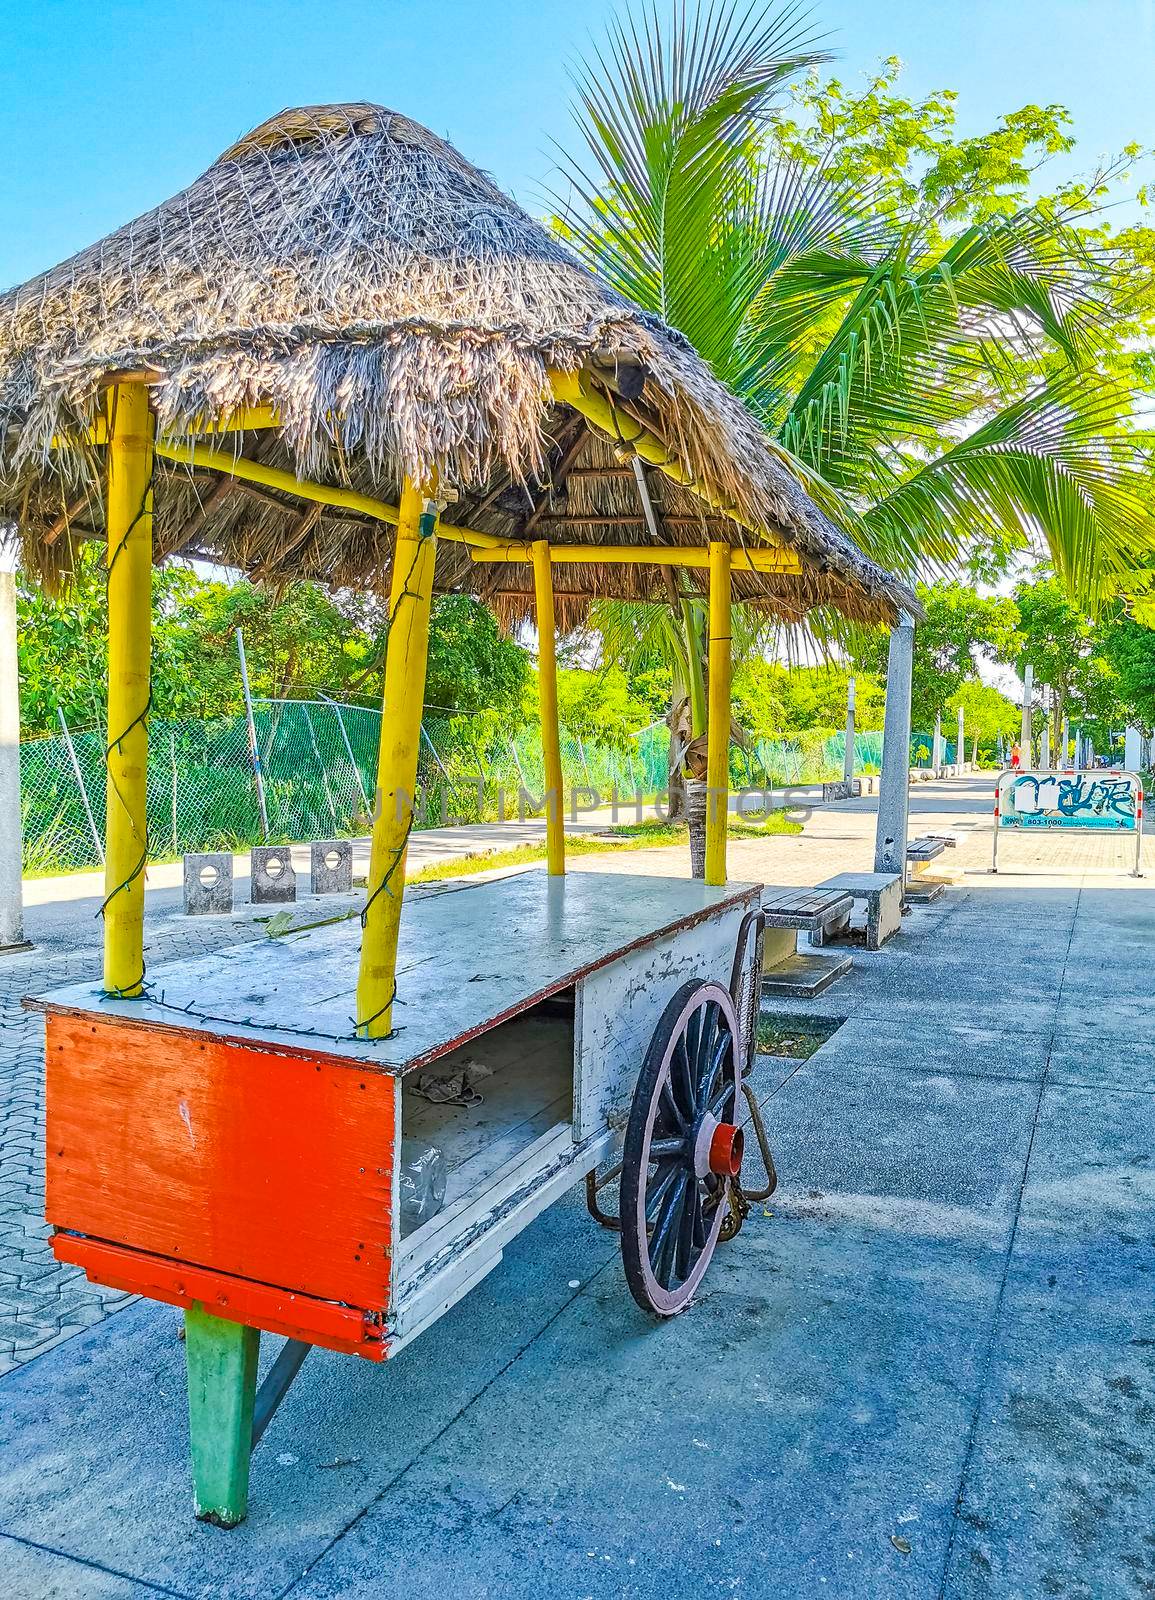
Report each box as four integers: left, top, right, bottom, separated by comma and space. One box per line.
0, 0, 1151, 290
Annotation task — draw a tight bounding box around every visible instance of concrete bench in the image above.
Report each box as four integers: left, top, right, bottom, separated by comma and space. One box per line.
905, 835, 955, 902
811, 870, 903, 950
760, 886, 854, 998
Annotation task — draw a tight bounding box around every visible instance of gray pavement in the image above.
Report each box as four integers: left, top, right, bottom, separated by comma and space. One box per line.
1, 776, 1153, 1597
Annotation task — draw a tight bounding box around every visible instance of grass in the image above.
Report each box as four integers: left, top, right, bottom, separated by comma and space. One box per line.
405, 814, 801, 886
755, 1014, 843, 1059
606, 813, 802, 843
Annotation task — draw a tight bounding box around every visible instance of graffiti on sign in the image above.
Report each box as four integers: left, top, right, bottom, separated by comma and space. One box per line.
993, 769, 1144, 876
998, 771, 1140, 831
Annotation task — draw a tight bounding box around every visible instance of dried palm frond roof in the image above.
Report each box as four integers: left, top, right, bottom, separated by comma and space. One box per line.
0, 102, 915, 625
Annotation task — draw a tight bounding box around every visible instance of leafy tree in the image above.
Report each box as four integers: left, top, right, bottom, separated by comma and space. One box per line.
945, 681, 1020, 758
853, 581, 1019, 729
1096, 612, 1155, 731
424, 595, 530, 722
1007, 574, 1122, 745
556, 4, 1155, 612
731, 658, 885, 740
554, 665, 649, 748
16, 555, 532, 737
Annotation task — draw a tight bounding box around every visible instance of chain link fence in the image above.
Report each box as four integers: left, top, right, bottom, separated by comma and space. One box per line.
19, 700, 892, 874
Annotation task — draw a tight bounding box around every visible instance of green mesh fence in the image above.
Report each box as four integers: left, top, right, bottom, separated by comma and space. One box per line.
19, 700, 891, 874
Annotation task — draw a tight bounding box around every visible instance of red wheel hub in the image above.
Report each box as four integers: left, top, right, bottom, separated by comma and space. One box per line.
707, 1121, 744, 1178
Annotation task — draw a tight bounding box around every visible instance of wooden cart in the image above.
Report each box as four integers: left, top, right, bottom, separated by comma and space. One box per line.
2, 103, 911, 1529
37, 869, 772, 1523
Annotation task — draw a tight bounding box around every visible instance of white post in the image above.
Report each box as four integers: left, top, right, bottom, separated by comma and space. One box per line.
843, 677, 856, 784
0, 534, 25, 951
236, 628, 270, 841
1061, 715, 1070, 769
1021, 665, 1033, 762
1125, 726, 1143, 772
1039, 691, 1051, 772
875, 611, 915, 877
932, 710, 943, 776
957, 705, 965, 776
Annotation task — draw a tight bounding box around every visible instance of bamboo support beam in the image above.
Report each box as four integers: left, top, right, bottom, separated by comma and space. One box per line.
153, 440, 501, 550
103, 382, 155, 996
355, 479, 439, 1039
705, 542, 732, 887
531, 541, 565, 875
55, 404, 281, 450
470, 542, 800, 573
549, 368, 785, 553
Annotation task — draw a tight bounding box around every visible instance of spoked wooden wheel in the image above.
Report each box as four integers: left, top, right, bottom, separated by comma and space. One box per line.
620, 980, 743, 1316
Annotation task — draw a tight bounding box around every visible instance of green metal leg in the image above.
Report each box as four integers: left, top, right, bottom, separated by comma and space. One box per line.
185, 1302, 260, 1527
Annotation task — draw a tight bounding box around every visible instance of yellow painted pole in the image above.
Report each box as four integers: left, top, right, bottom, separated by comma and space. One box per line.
705, 542, 732, 887
531, 540, 565, 875
355, 479, 438, 1038
103, 383, 155, 995
470, 543, 801, 573
152, 439, 500, 549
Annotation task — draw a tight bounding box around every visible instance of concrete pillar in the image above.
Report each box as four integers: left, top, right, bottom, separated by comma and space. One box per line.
874, 611, 914, 876
843, 677, 856, 784
932, 710, 943, 775
1061, 715, 1070, 769
957, 705, 965, 776
1039, 696, 1052, 772
1021, 665, 1033, 762
0, 536, 24, 951
1125, 726, 1143, 772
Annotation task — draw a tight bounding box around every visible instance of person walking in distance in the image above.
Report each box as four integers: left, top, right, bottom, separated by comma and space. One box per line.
1010, 742, 1022, 771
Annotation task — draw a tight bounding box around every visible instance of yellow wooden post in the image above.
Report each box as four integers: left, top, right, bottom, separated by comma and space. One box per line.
103, 382, 155, 995
705, 542, 732, 887
531, 540, 565, 875
355, 478, 438, 1038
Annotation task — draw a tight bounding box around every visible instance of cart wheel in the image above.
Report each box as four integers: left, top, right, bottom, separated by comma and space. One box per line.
620, 980, 742, 1316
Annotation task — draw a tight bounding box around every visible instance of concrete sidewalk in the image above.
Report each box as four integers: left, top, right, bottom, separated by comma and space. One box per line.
2, 776, 1152, 1598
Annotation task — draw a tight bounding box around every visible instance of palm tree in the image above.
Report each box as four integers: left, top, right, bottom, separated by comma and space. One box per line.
553, 0, 1155, 842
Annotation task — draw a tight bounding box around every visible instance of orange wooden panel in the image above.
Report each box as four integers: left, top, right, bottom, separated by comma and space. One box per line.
46, 1013, 396, 1310
52, 1235, 389, 1358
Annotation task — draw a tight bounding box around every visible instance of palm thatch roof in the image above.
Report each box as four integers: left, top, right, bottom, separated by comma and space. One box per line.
0, 102, 915, 626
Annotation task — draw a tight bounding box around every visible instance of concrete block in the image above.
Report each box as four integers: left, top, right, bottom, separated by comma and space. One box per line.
821, 778, 861, 802
310, 839, 353, 895
814, 870, 903, 950
182, 853, 233, 916
250, 846, 296, 904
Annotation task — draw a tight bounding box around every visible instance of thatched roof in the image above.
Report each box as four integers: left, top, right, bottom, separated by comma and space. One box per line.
0, 102, 915, 626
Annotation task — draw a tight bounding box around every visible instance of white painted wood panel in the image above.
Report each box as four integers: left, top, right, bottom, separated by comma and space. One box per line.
573, 896, 757, 1142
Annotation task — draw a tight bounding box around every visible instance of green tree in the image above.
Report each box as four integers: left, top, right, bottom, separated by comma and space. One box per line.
556, 3, 1155, 608
945, 681, 1021, 760
731, 659, 885, 740
1007, 574, 1122, 747
16, 556, 533, 737
554, 665, 650, 749
853, 581, 1019, 729
1097, 612, 1155, 731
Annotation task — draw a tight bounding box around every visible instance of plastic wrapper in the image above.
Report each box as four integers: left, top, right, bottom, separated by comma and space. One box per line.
398, 1140, 448, 1236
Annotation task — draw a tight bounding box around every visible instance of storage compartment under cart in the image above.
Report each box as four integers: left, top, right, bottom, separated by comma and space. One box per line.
37, 870, 762, 1366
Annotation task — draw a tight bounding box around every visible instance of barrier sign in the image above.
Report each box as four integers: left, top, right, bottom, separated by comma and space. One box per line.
993, 769, 1143, 874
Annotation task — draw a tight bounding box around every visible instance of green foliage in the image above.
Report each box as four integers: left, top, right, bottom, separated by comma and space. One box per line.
554, 666, 650, 749
557, 7, 1155, 606
730, 657, 884, 740
16, 557, 532, 738
945, 681, 1020, 748
854, 581, 1019, 728
1008, 573, 1122, 730
1096, 613, 1155, 731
